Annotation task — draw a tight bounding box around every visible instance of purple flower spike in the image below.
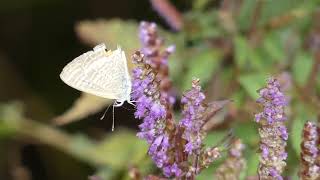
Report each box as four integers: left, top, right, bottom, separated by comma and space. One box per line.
255, 78, 288, 180
300, 121, 320, 179
179, 78, 206, 155
139, 21, 176, 109
132, 52, 171, 175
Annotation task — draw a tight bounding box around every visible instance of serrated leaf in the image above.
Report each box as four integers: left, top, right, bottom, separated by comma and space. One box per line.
52, 93, 111, 125
292, 52, 313, 86
238, 73, 269, 99
182, 49, 222, 90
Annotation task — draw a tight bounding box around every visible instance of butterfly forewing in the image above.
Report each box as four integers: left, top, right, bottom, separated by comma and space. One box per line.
60, 44, 130, 100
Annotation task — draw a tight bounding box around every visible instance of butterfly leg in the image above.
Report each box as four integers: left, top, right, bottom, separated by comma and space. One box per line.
114, 100, 125, 107
111, 101, 118, 131
127, 100, 136, 107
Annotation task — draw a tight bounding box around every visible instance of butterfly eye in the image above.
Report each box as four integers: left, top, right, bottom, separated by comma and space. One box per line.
93, 43, 106, 52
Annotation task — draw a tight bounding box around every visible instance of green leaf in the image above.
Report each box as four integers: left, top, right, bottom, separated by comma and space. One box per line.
238, 73, 269, 99
262, 32, 285, 62
94, 129, 149, 169
248, 48, 265, 70
91, 167, 118, 180
76, 19, 139, 55
76, 19, 179, 56
237, 0, 258, 30
234, 36, 249, 69
198, 131, 231, 179
259, 0, 311, 26
233, 122, 259, 176
182, 49, 222, 90
192, 0, 211, 10
292, 52, 313, 86
0, 102, 24, 137
245, 149, 259, 176
290, 104, 316, 156
197, 156, 226, 180
290, 117, 306, 156
231, 91, 246, 109
197, 162, 218, 180
234, 36, 265, 71
184, 11, 223, 41
233, 121, 259, 146
204, 130, 228, 147
0, 101, 24, 121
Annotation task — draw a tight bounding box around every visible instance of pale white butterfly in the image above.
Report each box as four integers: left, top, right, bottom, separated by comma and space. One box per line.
60, 43, 133, 131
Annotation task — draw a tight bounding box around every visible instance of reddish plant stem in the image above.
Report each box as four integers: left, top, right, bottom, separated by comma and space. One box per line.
150, 0, 183, 31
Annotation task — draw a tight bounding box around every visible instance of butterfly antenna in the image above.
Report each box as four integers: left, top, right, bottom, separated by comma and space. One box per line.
100, 103, 112, 120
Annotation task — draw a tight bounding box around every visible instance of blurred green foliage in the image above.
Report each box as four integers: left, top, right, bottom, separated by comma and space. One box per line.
1, 0, 320, 179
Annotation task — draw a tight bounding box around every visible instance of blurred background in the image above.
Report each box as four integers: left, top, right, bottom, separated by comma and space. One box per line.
0, 0, 320, 180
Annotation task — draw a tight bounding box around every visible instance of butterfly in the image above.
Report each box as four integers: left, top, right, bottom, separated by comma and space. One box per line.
60, 43, 134, 130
